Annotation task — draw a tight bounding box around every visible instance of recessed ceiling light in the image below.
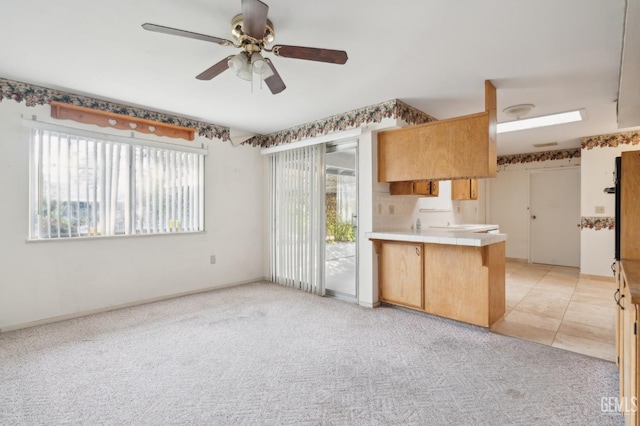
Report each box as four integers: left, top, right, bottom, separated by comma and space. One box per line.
503, 104, 535, 120
497, 109, 585, 134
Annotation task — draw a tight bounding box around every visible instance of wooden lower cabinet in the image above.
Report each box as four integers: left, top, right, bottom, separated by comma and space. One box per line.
617, 261, 639, 425
423, 242, 505, 327
377, 241, 424, 309
373, 239, 505, 327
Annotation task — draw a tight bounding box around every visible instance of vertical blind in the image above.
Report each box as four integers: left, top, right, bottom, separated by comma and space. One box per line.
30, 127, 204, 239
269, 144, 325, 295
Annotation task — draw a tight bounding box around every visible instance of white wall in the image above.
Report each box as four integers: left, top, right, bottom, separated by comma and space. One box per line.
0, 100, 264, 331
580, 144, 640, 277
358, 130, 376, 308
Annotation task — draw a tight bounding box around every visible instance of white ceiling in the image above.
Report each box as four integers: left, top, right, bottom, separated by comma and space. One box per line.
0, 0, 636, 155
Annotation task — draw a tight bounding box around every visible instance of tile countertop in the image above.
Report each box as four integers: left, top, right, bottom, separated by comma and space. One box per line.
366, 225, 506, 247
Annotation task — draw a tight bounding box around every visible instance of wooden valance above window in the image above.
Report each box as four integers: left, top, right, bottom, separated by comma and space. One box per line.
50, 101, 195, 141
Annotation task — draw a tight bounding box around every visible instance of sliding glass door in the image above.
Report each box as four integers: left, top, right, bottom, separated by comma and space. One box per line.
324, 143, 357, 299
268, 140, 358, 299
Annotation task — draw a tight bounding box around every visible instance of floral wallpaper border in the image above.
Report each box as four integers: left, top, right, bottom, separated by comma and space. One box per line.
581, 216, 615, 230
581, 130, 640, 150
0, 77, 230, 141
497, 148, 581, 166
244, 99, 437, 148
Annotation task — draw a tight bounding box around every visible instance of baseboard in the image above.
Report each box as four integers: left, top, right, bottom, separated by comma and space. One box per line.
358, 301, 380, 309
0, 277, 264, 333
579, 273, 616, 283
506, 257, 528, 263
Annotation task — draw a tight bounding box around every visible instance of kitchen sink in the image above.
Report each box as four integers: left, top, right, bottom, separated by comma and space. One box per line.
428, 224, 499, 232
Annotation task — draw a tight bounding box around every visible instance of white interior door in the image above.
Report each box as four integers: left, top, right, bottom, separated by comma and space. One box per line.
530, 168, 580, 267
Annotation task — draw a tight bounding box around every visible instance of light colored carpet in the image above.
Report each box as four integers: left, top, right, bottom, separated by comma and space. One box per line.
0, 282, 623, 425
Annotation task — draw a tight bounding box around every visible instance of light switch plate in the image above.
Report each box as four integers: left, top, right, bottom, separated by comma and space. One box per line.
595, 206, 605, 214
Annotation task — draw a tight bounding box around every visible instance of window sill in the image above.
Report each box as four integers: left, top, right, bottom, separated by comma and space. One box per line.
26, 230, 206, 243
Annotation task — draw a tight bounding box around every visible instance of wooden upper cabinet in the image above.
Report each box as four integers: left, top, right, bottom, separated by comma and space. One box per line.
390, 180, 439, 196
377, 80, 497, 182
451, 179, 478, 200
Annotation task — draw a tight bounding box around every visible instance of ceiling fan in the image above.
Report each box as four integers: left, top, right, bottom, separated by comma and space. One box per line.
142, 0, 348, 94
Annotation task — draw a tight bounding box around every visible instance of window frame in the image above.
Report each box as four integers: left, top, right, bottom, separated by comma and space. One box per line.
25, 119, 207, 241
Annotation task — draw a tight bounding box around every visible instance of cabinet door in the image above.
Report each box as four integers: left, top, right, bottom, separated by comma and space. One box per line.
624, 303, 639, 424
430, 180, 439, 196
470, 178, 478, 199
389, 181, 414, 195
413, 181, 431, 195
621, 276, 638, 423
379, 242, 423, 309
451, 179, 478, 200
633, 305, 639, 425
389, 180, 438, 196
376, 80, 497, 183
618, 268, 626, 397
616, 263, 623, 376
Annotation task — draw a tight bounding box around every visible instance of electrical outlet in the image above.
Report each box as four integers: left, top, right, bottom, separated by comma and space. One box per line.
457, 206, 461, 213
210, 255, 216, 264
377, 203, 382, 214
389, 205, 395, 214
595, 206, 605, 214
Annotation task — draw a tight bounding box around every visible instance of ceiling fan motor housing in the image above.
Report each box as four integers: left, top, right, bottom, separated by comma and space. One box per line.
231, 14, 275, 45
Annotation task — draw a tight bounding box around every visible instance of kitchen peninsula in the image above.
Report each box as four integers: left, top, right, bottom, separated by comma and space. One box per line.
368, 225, 506, 327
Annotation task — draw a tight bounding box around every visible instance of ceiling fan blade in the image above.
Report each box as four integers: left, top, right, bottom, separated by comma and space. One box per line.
264, 59, 286, 94
196, 56, 233, 80
241, 0, 269, 40
142, 23, 234, 46
271, 45, 348, 64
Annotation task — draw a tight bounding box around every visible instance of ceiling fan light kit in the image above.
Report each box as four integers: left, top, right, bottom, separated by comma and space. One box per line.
251, 52, 267, 73
143, 0, 348, 94
227, 51, 274, 86
227, 53, 250, 79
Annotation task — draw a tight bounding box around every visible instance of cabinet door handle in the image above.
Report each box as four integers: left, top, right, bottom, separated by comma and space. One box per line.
416, 247, 420, 256
615, 288, 625, 310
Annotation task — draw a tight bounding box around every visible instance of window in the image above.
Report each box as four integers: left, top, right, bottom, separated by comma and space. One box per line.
29, 126, 205, 240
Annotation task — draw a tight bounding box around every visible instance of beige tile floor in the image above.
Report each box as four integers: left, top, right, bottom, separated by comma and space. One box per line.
491, 260, 617, 362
